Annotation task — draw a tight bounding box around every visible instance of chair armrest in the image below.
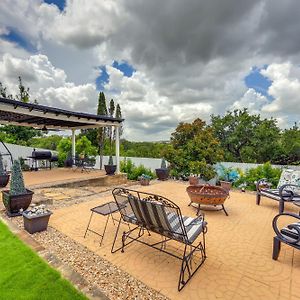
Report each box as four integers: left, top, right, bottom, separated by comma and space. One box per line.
273, 213, 300, 244
256, 178, 272, 191
186, 214, 205, 226
279, 184, 300, 201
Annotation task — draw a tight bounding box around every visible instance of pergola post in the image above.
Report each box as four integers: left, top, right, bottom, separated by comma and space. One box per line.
71, 129, 76, 166
115, 125, 120, 174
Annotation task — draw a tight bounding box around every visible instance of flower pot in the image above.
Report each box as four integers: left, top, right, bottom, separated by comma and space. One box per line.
189, 176, 199, 186
140, 178, 150, 186
2, 189, 34, 217
23, 211, 52, 234
220, 181, 232, 192
0, 174, 9, 188
155, 168, 169, 181
104, 165, 117, 175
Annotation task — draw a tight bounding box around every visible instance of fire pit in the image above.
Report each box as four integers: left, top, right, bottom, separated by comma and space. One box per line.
186, 185, 229, 216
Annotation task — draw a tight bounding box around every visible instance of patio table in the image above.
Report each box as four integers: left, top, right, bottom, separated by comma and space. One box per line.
84, 201, 126, 246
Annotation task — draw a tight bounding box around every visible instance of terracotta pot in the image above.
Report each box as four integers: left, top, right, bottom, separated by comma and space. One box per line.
2, 189, 34, 217
220, 181, 232, 192
155, 168, 169, 181
0, 174, 9, 188
104, 165, 117, 175
23, 211, 52, 234
189, 176, 199, 186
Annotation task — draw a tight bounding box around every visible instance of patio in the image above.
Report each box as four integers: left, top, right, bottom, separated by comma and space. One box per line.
46, 180, 300, 300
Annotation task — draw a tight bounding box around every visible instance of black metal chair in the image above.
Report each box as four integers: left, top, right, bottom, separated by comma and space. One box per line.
272, 212, 300, 260
111, 187, 207, 291
73, 155, 96, 172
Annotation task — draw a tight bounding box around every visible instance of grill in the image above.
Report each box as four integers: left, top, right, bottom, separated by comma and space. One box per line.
28, 149, 57, 171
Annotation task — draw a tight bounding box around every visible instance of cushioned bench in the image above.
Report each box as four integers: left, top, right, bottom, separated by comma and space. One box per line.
256, 169, 300, 213
272, 213, 300, 260
111, 187, 207, 291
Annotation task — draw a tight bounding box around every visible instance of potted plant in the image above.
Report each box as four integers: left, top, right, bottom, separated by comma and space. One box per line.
104, 155, 117, 175
2, 160, 34, 217
22, 204, 52, 234
139, 174, 151, 186
155, 158, 169, 181
0, 153, 9, 188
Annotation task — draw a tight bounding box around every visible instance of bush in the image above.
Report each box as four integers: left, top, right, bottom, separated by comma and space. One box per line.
121, 159, 155, 180
234, 162, 282, 191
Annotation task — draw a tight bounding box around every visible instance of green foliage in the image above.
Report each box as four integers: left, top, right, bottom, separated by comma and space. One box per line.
164, 118, 223, 179
57, 136, 97, 166
234, 162, 282, 191
161, 158, 167, 169
29, 135, 63, 150
121, 140, 167, 158
211, 109, 281, 163
10, 160, 26, 195
0, 153, 6, 175
120, 158, 155, 180
0, 220, 87, 300
16, 76, 30, 103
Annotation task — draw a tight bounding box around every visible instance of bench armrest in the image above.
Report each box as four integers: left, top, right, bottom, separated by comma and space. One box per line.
279, 184, 300, 201
273, 213, 300, 244
256, 178, 272, 191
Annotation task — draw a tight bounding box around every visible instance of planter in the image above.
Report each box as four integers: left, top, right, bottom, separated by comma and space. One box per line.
0, 174, 9, 188
220, 181, 232, 192
105, 164, 117, 175
189, 176, 199, 186
23, 211, 52, 234
64, 158, 73, 168
140, 178, 150, 186
155, 168, 169, 181
2, 189, 34, 217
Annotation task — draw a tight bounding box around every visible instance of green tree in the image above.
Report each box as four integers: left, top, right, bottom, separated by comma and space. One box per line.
211, 109, 281, 163
164, 118, 223, 179
0, 82, 12, 98
16, 76, 30, 103
97, 91, 108, 168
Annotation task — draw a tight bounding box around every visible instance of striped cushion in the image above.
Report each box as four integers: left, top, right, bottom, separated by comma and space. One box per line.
280, 222, 300, 244
123, 212, 138, 224
260, 189, 300, 201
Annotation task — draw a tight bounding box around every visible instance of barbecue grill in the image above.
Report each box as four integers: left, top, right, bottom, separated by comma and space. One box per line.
28, 149, 57, 171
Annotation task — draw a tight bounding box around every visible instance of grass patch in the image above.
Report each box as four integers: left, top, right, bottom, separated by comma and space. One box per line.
0, 220, 87, 300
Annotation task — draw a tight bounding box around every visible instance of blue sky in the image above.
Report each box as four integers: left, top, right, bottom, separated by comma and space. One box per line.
244, 66, 272, 99
44, 0, 65, 11
96, 61, 135, 91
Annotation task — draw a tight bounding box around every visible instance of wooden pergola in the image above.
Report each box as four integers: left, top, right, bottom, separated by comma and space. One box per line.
0, 97, 124, 173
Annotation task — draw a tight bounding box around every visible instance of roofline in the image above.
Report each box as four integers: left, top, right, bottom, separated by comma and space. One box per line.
0, 97, 124, 123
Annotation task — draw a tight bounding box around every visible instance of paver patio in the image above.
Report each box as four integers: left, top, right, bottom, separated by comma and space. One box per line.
49, 181, 300, 300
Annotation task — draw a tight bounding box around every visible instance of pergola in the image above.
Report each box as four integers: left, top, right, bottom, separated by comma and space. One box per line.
0, 97, 124, 173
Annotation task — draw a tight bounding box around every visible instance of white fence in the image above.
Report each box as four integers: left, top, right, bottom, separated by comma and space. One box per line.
0, 142, 299, 172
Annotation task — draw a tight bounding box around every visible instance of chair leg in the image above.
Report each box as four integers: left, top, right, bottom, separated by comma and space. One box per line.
279, 200, 285, 214
111, 216, 122, 253
196, 204, 201, 215
256, 193, 261, 205
272, 237, 281, 260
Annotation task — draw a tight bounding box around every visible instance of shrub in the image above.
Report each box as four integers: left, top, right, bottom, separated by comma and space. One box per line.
10, 160, 26, 195
0, 153, 6, 175
234, 162, 282, 191
121, 158, 155, 180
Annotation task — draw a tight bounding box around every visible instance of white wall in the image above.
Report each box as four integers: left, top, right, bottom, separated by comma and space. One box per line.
0, 142, 57, 171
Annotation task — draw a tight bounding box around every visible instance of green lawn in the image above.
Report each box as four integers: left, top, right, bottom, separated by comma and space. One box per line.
0, 220, 87, 300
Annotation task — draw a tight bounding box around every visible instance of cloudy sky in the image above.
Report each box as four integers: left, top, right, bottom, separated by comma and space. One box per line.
0, 0, 299, 141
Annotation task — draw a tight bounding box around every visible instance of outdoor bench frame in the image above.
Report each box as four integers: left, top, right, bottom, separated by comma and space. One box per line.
111, 187, 207, 291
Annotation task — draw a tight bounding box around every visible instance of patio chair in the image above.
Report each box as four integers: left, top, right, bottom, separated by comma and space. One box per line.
272, 212, 300, 260
73, 155, 96, 172
256, 169, 300, 213
111, 188, 207, 291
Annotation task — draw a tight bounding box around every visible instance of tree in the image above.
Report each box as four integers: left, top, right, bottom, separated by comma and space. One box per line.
107, 99, 115, 153
164, 118, 223, 179
16, 76, 30, 103
0, 79, 41, 145
211, 109, 281, 163
97, 92, 108, 168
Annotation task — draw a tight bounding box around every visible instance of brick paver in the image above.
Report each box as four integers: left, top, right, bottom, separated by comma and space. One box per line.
49, 181, 300, 300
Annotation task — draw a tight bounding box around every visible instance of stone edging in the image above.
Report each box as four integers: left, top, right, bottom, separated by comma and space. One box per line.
0, 213, 109, 300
